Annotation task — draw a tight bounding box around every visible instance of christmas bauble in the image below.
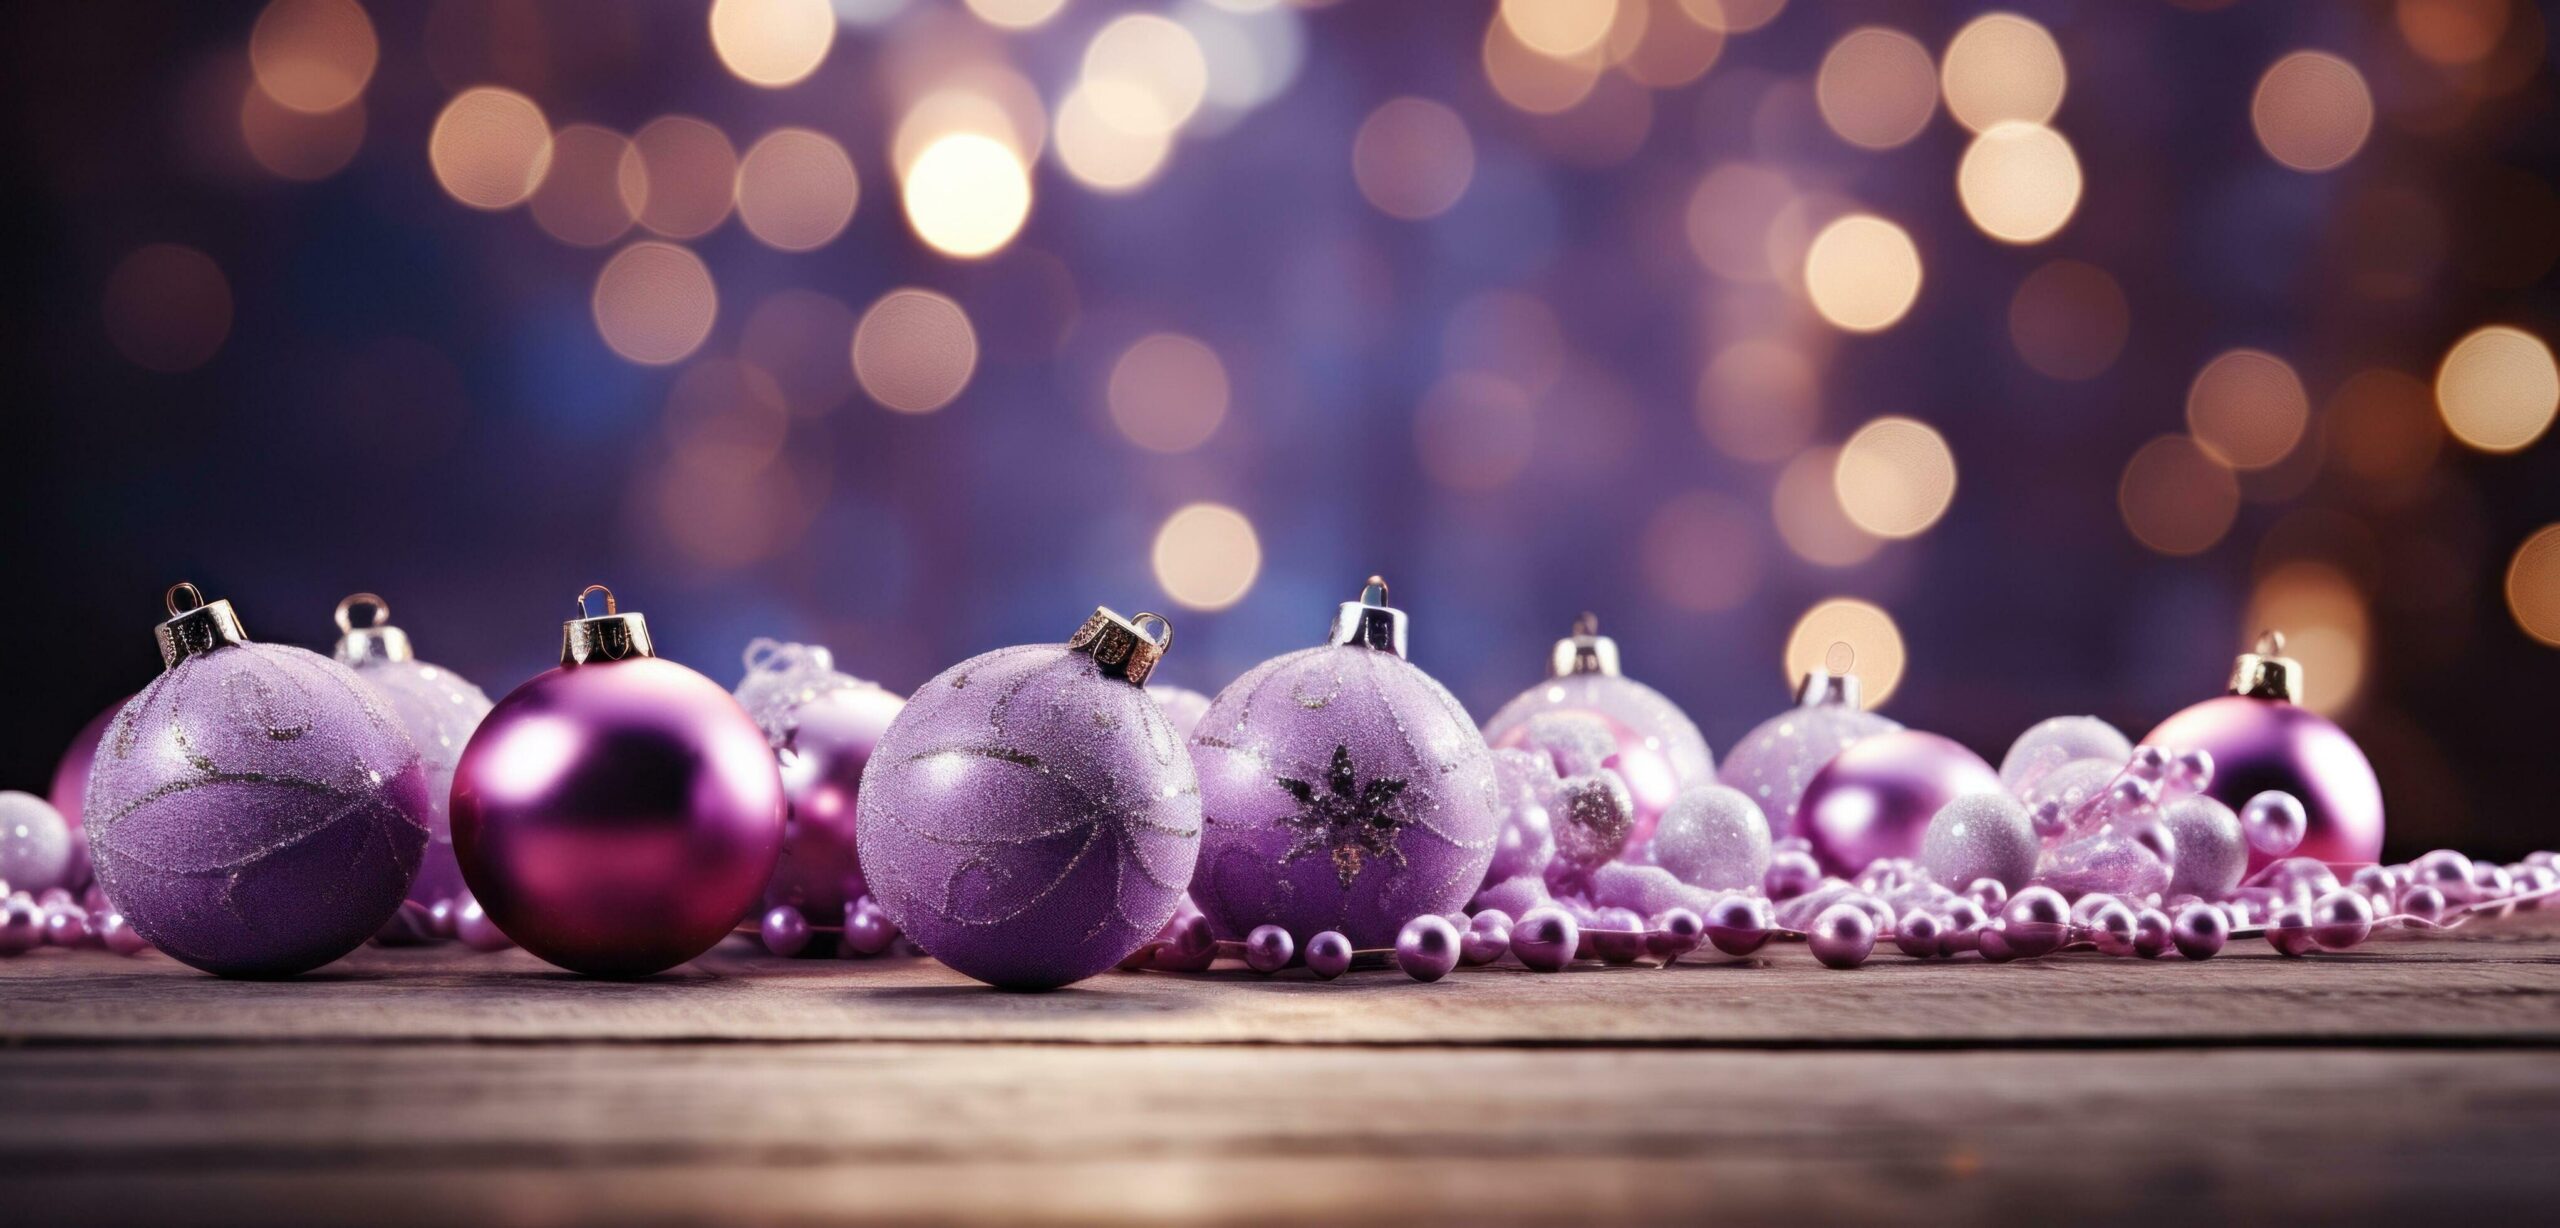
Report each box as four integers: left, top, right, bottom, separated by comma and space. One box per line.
2141, 633, 2383, 872
331, 594, 492, 913
855, 608, 1201, 990
736, 640, 904, 932
1719, 666, 1901, 840
0, 792, 74, 893
452, 587, 783, 978
1998, 716, 2133, 796
1149, 684, 1214, 739
1798, 730, 2001, 877
1646, 784, 1770, 891
1920, 792, 2038, 892
1190, 579, 1500, 948
46, 700, 121, 891
1482, 615, 1714, 857
85, 585, 430, 978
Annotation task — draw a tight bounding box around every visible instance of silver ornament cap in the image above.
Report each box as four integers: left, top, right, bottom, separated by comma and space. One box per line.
1328, 576, 1409, 658
1793, 640, 1864, 710
155, 581, 250, 669
2228, 630, 2304, 704
1549, 611, 1621, 678
561, 584, 655, 666
332, 592, 414, 666
1067, 607, 1172, 687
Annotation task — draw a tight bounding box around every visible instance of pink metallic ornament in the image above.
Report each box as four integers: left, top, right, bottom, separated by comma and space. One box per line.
452, 587, 784, 978
1484, 615, 1714, 857
857, 608, 1201, 990
735, 640, 906, 934
1719, 664, 1901, 840
1798, 730, 2001, 877
2141, 634, 2382, 873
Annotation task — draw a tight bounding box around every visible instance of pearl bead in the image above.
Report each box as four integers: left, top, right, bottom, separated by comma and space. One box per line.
1148, 913, 1218, 972
1807, 902, 1875, 969
2410, 849, 2475, 904
842, 903, 899, 956
100, 911, 151, 957
2266, 905, 2317, 957
2240, 791, 2308, 858
2469, 863, 2517, 919
2127, 745, 2170, 779
1965, 877, 2009, 910
1588, 907, 1647, 965
0, 900, 40, 955
1942, 897, 1988, 933
1976, 922, 2018, 962
2167, 748, 2214, 794
1512, 907, 1579, 972
1763, 849, 1821, 901
2000, 886, 2070, 959
1703, 894, 1772, 956
2171, 902, 2227, 960
36, 887, 72, 909
1894, 909, 1943, 959
2310, 889, 2373, 950
2131, 907, 2174, 959
1396, 915, 1461, 982
1461, 910, 1512, 965
2260, 857, 2342, 907
1243, 924, 1295, 974
456, 896, 513, 952
759, 906, 812, 958
43, 903, 91, 947
2029, 799, 2070, 841
1648, 908, 1704, 960
2070, 893, 2121, 926
2514, 864, 2557, 911
1304, 930, 1354, 980
2087, 900, 2139, 957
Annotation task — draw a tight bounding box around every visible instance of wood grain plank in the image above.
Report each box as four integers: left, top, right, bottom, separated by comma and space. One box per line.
5, 918, 2557, 1047
2, 1043, 2556, 1225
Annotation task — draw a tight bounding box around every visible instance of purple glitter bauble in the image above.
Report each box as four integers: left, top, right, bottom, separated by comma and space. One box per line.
735, 641, 906, 931
1798, 731, 2001, 878
1189, 597, 1499, 950
1483, 621, 1713, 857
1720, 694, 1900, 840
344, 656, 490, 912
855, 612, 1201, 991
454, 651, 783, 979
87, 640, 429, 979
2143, 695, 2382, 873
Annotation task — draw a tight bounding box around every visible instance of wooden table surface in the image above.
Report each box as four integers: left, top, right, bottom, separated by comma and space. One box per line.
6, 913, 2559, 1226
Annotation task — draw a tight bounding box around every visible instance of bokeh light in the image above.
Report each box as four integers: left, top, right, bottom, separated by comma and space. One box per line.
428, 87, 552, 210
903, 133, 1031, 258
249, 0, 377, 114
1785, 598, 1905, 708
853, 288, 978, 414
2246, 562, 2368, 714
736, 127, 859, 252
2119, 435, 2240, 555
1482, 12, 1603, 115
1687, 0, 1787, 34
893, 78, 1044, 177
2251, 51, 2373, 173
1939, 12, 2066, 133
1804, 214, 1922, 333
1083, 14, 1209, 135
1773, 446, 1883, 568
1352, 98, 1474, 221
1152, 503, 1262, 611
2396, 0, 2511, 67
740, 289, 858, 416
1834, 416, 1957, 539
1696, 338, 1818, 463
964, 0, 1068, 31
708, 0, 835, 89
623, 117, 737, 240
1617, 0, 1724, 89
1441, 290, 1565, 397
591, 241, 718, 366
1108, 333, 1230, 454
1815, 27, 1937, 151
101, 244, 233, 374
1053, 84, 1172, 194
1500, 0, 1618, 59
1957, 122, 2080, 244
2434, 325, 2559, 453
2325, 369, 2443, 492
1683, 163, 1794, 282
2508, 525, 2560, 647
1414, 372, 1536, 492
2008, 259, 2128, 381
529, 124, 639, 247
2186, 348, 2309, 470
1640, 489, 1763, 613
239, 85, 365, 182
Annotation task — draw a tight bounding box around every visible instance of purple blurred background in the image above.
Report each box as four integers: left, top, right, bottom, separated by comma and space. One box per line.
3, 0, 2554, 857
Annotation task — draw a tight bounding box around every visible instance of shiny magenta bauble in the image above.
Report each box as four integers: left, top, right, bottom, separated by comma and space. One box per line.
1798, 730, 2000, 877
2142, 696, 2382, 873
767, 682, 905, 919
452, 657, 784, 977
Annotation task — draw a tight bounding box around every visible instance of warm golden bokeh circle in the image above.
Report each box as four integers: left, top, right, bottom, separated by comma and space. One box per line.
853, 289, 979, 414
1815, 27, 1937, 150
1804, 214, 1922, 333
2507, 525, 2560, 647
1053, 84, 1172, 194
530, 124, 640, 248
2251, 51, 2373, 173
1108, 333, 1231, 454
1785, 599, 1905, 708
250, 0, 378, 114
622, 117, 738, 240
2186, 349, 2310, 470
1957, 122, 2081, 244
1834, 416, 1958, 539
1773, 446, 1882, 568
2007, 260, 2128, 380
708, 0, 836, 89
429, 87, 553, 210
240, 86, 366, 182
1352, 98, 1475, 221
1483, 13, 1603, 115
2434, 325, 2560, 453
964, 0, 1070, 31
903, 133, 1032, 258
736, 128, 860, 252
1152, 503, 1262, 611
2119, 434, 2240, 556
1940, 12, 2066, 133
591, 242, 718, 366
1684, 163, 1795, 283
1083, 14, 1210, 135
2246, 562, 2369, 714
2396, 0, 2511, 67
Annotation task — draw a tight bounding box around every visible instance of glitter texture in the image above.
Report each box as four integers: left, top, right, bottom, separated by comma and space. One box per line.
1998, 715, 2133, 796
1191, 644, 1499, 948
856, 644, 1201, 990
346, 656, 490, 908
1647, 784, 1772, 891
1720, 703, 1902, 839
1919, 791, 2040, 891
86, 642, 429, 978
1484, 671, 1714, 855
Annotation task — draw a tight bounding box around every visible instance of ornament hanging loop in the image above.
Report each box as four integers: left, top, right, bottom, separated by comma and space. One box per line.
577, 585, 619, 619
1069, 607, 1171, 686
332, 592, 413, 666
165, 582, 206, 617
1551, 610, 1621, 677
2229, 628, 2303, 703
334, 592, 390, 633
562, 584, 653, 666
154, 581, 249, 669
1331, 575, 1410, 658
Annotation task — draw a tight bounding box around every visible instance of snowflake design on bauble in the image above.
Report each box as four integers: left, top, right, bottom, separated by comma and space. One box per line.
1275, 743, 1413, 889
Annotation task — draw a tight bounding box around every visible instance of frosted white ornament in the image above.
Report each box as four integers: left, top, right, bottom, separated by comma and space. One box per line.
1999, 716, 2134, 795
1919, 792, 2039, 892
1646, 784, 1772, 891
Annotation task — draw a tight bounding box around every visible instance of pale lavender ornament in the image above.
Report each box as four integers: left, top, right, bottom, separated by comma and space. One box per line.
1190, 580, 1499, 949
1919, 792, 2039, 892
1646, 784, 1772, 892
736, 638, 906, 932
1480, 749, 1558, 889
330, 594, 492, 915
1999, 716, 2134, 797
1483, 615, 1714, 856
1719, 662, 1901, 840
0, 792, 74, 895
87, 586, 429, 978
856, 608, 1202, 990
